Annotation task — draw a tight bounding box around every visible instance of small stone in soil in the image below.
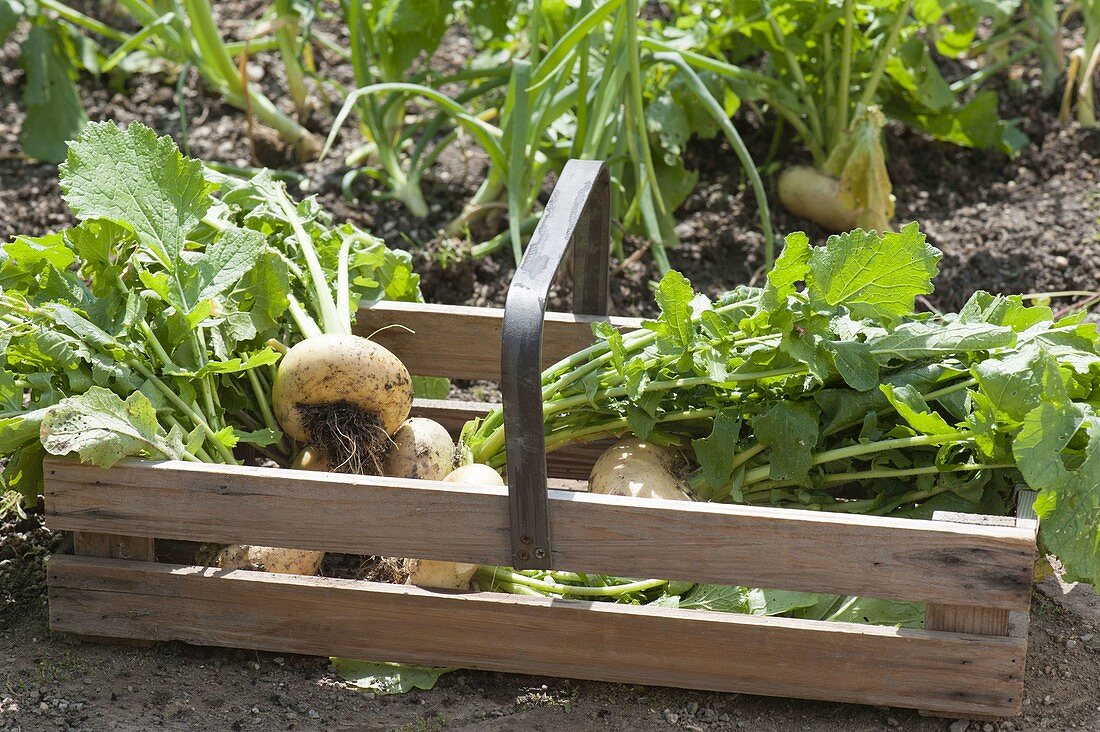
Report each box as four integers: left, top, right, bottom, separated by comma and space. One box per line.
663, 709, 678, 724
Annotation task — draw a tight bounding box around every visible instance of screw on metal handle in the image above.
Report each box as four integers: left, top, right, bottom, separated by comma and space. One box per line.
500, 160, 611, 570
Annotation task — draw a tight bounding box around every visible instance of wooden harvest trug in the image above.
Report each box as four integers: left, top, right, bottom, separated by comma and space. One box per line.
45, 162, 1039, 719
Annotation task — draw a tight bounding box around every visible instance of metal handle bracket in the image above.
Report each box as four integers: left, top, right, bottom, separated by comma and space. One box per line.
500, 160, 610, 570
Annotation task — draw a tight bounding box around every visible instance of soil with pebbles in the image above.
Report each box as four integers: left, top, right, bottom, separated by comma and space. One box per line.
2, 3, 1100, 731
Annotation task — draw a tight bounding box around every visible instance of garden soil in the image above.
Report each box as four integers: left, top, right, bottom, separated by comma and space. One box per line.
2, 3, 1100, 731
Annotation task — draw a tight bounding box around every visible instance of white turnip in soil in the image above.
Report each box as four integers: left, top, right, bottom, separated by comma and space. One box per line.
778, 106, 894, 233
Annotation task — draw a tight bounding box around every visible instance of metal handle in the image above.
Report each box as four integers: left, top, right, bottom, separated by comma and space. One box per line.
500, 160, 611, 569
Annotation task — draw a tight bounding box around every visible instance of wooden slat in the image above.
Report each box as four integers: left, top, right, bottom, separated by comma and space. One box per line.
921, 496, 1039, 719
411, 398, 610, 481
355, 301, 642, 380
411, 398, 495, 433
70, 532, 156, 646
73, 533, 155, 561
1015, 489, 1039, 535
48, 556, 1027, 717
925, 605, 1008, 636
44, 459, 1036, 609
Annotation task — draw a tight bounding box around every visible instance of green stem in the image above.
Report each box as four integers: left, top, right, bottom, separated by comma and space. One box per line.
748, 462, 1012, 493
742, 430, 973, 486
274, 0, 310, 119
128, 361, 237, 464
286, 293, 323, 339
479, 566, 667, 598
275, 190, 343, 334
762, 0, 826, 151
246, 368, 280, 437
836, 0, 854, 147
39, 0, 130, 43
859, 0, 913, 109
625, 1, 667, 217
654, 52, 774, 268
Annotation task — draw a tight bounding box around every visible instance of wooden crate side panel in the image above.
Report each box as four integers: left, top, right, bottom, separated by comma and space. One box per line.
47, 556, 1026, 717
355, 301, 641, 380
44, 459, 1035, 609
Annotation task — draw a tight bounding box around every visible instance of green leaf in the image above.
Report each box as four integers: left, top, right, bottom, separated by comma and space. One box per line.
762, 231, 811, 310
18, 25, 88, 163
0, 408, 48, 453
193, 349, 280, 378
239, 250, 291, 333
900, 91, 1027, 155
752, 402, 819, 481
886, 36, 955, 113
971, 344, 1057, 422
826, 340, 879, 392
1014, 402, 1100, 585
233, 428, 282, 447
869, 321, 1015, 361
802, 596, 924, 628
806, 224, 941, 320
195, 226, 268, 301
743, 588, 822, 616
412, 375, 451, 400
40, 387, 184, 466
1013, 402, 1085, 493
369, 0, 453, 81
691, 411, 742, 493
331, 659, 452, 695
652, 270, 695, 350
60, 122, 217, 261
0, 1, 22, 44
678, 584, 747, 613
880, 383, 955, 435
1, 442, 45, 505
3, 233, 76, 272
467, 0, 510, 34
1, 233, 76, 291
958, 291, 1052, 332
593, 321, 627, 373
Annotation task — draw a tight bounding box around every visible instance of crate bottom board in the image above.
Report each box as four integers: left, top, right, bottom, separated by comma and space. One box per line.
48, 555, 1026, 717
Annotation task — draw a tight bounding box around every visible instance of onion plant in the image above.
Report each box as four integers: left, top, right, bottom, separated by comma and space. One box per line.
329, 0, 774, 271
12, 0, 322, 159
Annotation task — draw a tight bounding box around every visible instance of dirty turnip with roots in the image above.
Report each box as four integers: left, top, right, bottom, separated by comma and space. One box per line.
274, 333, 412, 475
262, 171, 415, 475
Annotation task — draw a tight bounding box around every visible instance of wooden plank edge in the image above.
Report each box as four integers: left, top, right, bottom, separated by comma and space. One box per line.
43, 458, 1038, 610
48, 556, 1027, 718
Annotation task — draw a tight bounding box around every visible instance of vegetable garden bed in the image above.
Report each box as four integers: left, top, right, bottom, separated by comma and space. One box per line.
44, 166, 1042, 720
